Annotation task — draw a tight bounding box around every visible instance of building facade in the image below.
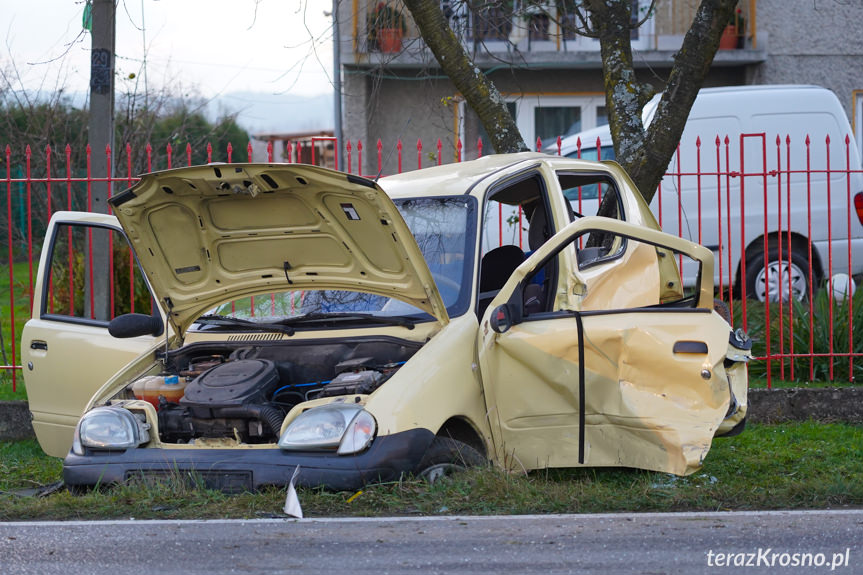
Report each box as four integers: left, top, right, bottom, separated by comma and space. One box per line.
337, 0, 863, 175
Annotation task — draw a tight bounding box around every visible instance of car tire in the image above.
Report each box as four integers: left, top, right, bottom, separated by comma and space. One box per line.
416, 437, 486, 483
744, 246, 811, 302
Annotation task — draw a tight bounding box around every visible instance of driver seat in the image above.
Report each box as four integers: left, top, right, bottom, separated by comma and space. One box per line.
477, 245, 525, 318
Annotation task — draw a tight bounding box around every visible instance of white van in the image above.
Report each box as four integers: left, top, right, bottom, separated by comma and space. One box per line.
553, 85, 863, 301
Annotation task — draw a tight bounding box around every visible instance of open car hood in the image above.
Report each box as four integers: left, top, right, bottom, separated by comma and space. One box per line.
110, 163, 449, 336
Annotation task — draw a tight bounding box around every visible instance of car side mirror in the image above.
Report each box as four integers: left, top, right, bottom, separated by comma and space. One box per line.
489, 304, 513, 334
109, 313, 164, 338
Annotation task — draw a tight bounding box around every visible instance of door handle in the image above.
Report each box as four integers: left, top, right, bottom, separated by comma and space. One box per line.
30, 340, 48, 351
672, 340, 708, 354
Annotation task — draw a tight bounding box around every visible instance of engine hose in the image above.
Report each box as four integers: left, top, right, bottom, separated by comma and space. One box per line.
212, 405, 286, 437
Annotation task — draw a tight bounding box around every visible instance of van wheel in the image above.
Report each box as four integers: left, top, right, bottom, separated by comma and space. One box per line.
745, 247, 811, 302
416, 437, 486, 483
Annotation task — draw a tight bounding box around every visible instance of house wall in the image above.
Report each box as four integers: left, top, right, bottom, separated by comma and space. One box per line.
749, 0, 863, 120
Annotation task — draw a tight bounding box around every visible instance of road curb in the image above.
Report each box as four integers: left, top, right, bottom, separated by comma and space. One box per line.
1, 387, 861, 442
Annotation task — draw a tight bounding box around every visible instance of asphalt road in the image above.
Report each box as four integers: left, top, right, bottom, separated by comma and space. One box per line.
1, 510, 861, 574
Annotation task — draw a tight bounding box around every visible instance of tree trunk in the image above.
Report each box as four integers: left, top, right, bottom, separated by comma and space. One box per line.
588, 0, 739, 204
402, 0, 528, 154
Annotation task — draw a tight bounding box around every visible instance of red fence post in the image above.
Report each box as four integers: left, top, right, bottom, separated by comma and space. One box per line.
65, 145, 74, 317
535, 137, 542, 152
417, 139, 422, 170
46, 145, 54, 314
456, 138, 462, 163
846, 135, 855, 380
186, 143, 192, 167
774, 135, 785, 380
346, 140, 353, 174
5, 145, 16, 390
695, 137, 703, 245
247, 141, 254, 162
805, 135, 814, 381
25, 145, 33, 313
825, 134, 834, 380
376, 139, 383, 175
166, 143, 173, 169
477, 137, 483, 158
713, 136, 726, 306
227, 142, 233, 163
106, 144, 116, 319
785, 135, 795, 380
267, 141, 274, 163
397, 139, 403, 174
436, 139, 442, 166
85, 144, 95, 319
207, 142, 213, 164
45, 145, 52, 216
357, 140, 363, 176
556, 136, 562, 156
126, 143, 135, 314
724, 135, 733, 325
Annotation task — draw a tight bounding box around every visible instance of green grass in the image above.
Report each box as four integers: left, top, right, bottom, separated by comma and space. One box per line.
0, 261, 31, 400
2, 422, 861, 521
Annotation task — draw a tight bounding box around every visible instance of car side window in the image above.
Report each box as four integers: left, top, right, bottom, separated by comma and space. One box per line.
43, 223, 152, 323
556, 171, 624, 221
478, 173, 557, 317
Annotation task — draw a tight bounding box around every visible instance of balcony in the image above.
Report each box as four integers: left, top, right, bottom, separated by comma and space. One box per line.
343, 0, 765, 69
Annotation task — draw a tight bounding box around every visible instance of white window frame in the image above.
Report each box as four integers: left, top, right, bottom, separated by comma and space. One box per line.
457, 94, 607, 152
513, 94, 607, 149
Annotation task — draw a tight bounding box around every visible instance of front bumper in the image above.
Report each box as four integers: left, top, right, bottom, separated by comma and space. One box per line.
63, 428, 435, 492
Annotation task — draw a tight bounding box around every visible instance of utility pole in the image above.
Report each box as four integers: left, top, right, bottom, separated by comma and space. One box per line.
86, 0, 116, 321
333, 0, 344, 170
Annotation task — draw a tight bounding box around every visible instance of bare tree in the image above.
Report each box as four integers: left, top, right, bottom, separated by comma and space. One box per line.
403, 0, 739, 203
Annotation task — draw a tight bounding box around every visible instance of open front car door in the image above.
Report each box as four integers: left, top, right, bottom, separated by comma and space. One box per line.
478, 216, 749, 476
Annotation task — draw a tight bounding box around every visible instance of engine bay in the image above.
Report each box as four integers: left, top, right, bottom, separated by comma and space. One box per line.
121, 337, 421, 445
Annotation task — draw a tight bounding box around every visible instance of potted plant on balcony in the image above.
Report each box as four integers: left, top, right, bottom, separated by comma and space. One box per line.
719, 8, 745, 50
368, 2, 407, 53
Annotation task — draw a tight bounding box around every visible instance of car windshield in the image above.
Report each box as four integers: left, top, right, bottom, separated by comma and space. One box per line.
198, 196, 476, 326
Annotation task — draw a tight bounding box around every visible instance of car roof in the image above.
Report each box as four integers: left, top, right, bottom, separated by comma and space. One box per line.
378, 152, 554, 199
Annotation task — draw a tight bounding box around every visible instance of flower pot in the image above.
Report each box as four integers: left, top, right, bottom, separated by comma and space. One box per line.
378, 28, 403, 53
719, 25, 737, 50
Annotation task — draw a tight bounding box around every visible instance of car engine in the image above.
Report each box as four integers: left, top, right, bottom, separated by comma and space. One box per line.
136, 339, 419, 444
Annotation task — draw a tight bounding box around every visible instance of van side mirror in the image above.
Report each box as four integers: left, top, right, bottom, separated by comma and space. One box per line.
489, 304, 513, 334
109, 313, 164, 338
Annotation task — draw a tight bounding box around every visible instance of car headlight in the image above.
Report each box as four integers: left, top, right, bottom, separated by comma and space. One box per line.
278, 404, 376, 455
72, 406, 150, 455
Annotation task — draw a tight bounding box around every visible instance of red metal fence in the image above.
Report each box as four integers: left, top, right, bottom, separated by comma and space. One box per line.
3, 135, 863, 391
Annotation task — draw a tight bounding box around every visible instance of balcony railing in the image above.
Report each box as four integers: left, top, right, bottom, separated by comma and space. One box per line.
351, 0, 758, 56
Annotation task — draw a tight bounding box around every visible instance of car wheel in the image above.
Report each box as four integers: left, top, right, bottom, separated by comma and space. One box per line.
416, 437, 486, 483
745, 247, 811, 302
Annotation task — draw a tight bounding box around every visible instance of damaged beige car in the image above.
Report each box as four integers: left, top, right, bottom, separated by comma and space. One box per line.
22, 153, 749, 491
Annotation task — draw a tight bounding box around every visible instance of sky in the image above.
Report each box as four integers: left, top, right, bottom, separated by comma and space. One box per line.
1, 0, 336, 132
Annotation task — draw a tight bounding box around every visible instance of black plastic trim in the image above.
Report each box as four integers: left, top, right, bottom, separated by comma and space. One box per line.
346, 174, 376, 188
109, 189, 136, 207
